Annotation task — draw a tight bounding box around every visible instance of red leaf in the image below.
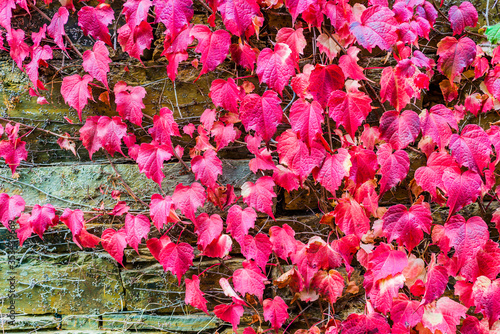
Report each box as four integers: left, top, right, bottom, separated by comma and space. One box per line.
61, 74, 94, 121
124, 213, 150, 253
191, 149, 223, 189
420, 104, 458, 150
341, 312, 390, 334
421, 297, 467, 334
172, 182, 206, 222
380, 66, 413, 112
328, 81, 372, 138
272, 165, 300, 192
377, 144, 410, 195
47, 7, 69, 52
461, 316, 489, 334
442, 168, 481, 218
201, 233, 232, 258
339, 46, 366, 81
349, 6, 398, 52
209, 78, 245, 113
0, 193, 25, 230
148, 107, 181, 149
276, 27, 307, 60
101, 228, 128, 266
333, 194, 370, 238
240, 90, 282, 142
313, 148, 351, 195
472, 276, 500, 326
460, 240, 500, 281
285, 0, 315, 22
123, 0, 152, 28
368, 243, 408, 282
241, 176, 276, 219
233, 260, 267, 302
214, 303, 244, 332
60, 208, 84, 248
308, 64, 345, 108
154, 0, 193, 39
82, 41, 111, 90
263, 296, 289, 331
226, 204, 256, 244
15, 213, 32, 247
217, 0, 262, 37
146, 234, 172, 261
159, 241, 194, 284
163, 26, 193, 81
269, 224, 297, 260
25, 44, 53, 91
79, 116, 127, 159
137, 141, 173, 186
114, 81, 147, 126
382, 201, 432, 251
149, 194, 176, 230
241, 233, 272, 271
78, 4, 115, 46
437, 36, 476, 82
311, 269, 345, 305
379, 110, 420, 150
194, 212, 223, 248
191, 25, 231, 79
7, 29, 31, 70
391, 294, 424, 328
211, 121, 240, 151
185, 275, 209, 314
348, 146, 379, 186
230, 41, 257, 72
0, 0, 15, 31
276, 130, 326, 183
256, 43, 296, 95
445, 214, 489, 268
449, 124, 492, 174
289, 99, 324, 147
364, 273, 405, 314
415, 152, 459, 201
421, 254, 449, 305
448, 2, 477, 35
117, 21, 153, 62
0, 138, 28, 175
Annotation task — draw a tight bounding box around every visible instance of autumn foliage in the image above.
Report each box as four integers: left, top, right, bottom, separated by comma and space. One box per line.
1, 0, 500, 332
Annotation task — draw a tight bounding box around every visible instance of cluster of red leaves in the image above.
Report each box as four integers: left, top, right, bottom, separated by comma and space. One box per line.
2, 0, 500, 333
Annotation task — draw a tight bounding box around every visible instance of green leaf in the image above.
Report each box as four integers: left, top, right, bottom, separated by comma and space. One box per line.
486, 23, 500, 44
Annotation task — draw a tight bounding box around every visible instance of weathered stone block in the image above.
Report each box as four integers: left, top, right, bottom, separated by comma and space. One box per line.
60, 314, 100, 330
0, 315, 58, 331
0, 253, 124, 315
101, 313, 220, 332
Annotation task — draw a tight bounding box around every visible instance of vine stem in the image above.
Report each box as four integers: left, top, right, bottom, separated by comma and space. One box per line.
199, 263, 222, 276
0, 117, 78, 139
28, 1, 83, 58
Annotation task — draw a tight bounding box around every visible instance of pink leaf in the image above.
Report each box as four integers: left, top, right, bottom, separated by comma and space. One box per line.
437, 36, 476, 82
256, 43, 296, 95
78, 4, 115, 46
230, 41, 257, 72
382, 201, 432, 251
311, 269, 345, 305
117, 21, 153, 62
442, 168, 482, 218
449, 2, 477, 35
420, 104, 458, 150
379, 110, 420, 150
269, 224, 297, 260
339, 46, 366, 81
421, 254, 449, 305
172, 182, 206, 222
194, 212, 223, 248
0, 138, 28, 175
380, 66, 413, 112
341, 312, 390, 334
421, 297, 467, 334
60, 208, 84, 248
0, 193, 25, 230
328, 81, 372, 138
313, 148, 351, 195
276, 27, 307, 60
449, 124, 492, 174
191, 149, 223, 189
136, 141, 173, 186
149, 194, 176, 230
209, 78, 245, 113
123, 0, 152, 28
233, 261, 267, 302
124, 213, 151, 253
154, 0, 193, 39
149, 107, 181, 148
241, 176, 276, 219
61, 74, 94, 121
214, 303, 244, 332
159, 241, 194, 284
185, 275, 209, 314
101, 228, 128, 266
82, 40, 111, 90
308, 64, 345, 108
239, 90, 282, 142
79, 116, 127, 159
114, 81, 147, 126
263, 296, 289, 331
349, 6, 398, 52
377, 144, 410, 195
226, 204, 256, 244
217, 0, 262, 37
191, 25, 231, 79
289, 99, 324, 147
333, 194, 370, 238
414, 152, 459, 201
47, 7, 69, 52
7, 29, 30, 70
368, 243, 408, 282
